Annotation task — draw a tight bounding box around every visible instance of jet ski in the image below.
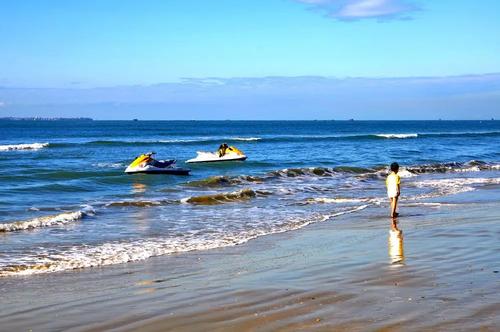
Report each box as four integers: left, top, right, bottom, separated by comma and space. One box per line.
125, 152, 191, 175
186, 146, 247, 163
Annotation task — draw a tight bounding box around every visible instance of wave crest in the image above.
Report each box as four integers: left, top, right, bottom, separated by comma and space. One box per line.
0, 142, 49, 151
232, 137, 261, 141
406, 161, 499, 174
375, 133, 418, 139
181, 188, 261, 205
0, 206, 94, 233
186, 175, 264, 187
87, 136, 261, 146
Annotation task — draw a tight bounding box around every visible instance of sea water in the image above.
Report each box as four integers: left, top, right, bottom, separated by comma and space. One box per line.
0, 120, 499, 276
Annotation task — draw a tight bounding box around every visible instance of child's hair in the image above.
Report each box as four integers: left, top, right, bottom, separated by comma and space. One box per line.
390, 162, 399, 172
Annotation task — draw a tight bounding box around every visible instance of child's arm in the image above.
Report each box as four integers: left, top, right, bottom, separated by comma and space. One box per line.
396, 175, 401, 197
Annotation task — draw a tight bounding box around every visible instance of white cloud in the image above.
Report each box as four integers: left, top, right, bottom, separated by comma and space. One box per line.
295, 0, 418, 20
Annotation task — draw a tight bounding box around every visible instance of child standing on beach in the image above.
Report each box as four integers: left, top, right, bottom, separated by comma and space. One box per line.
386, 162, 400, 218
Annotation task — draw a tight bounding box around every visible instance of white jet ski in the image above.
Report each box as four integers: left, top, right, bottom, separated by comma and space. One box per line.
186, 146, 247, 163
125, 152, 190, 175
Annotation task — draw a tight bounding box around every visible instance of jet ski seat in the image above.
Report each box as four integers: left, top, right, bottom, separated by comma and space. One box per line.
151, 159, 176, 168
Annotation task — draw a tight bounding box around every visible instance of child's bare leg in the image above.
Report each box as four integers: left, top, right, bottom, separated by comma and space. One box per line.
392, 197, 399, 217
389, 198, 394, 217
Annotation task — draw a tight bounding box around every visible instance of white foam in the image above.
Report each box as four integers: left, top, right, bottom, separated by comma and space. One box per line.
401, 202, 457, 208
93, 162, 124, 168
158, 138, 199, 143
157, 136, 261, 143
376, 134, 418, 139
0, 206, 94, 233
398, 169, 417, 178
415, 177, 500, 188
412, 177, 500, 197
320, 205, 370, 221
231, 137, 261, 141
307, 197, 369, 204
452, 165, 481, 172
0, 142, 49, 151
0, 205, 369, 277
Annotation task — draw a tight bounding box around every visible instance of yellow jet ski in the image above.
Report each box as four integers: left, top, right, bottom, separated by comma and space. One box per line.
186, 145, 247, 163
125, 152, 190, 175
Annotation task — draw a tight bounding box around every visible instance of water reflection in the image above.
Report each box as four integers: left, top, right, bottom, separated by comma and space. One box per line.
132, 183, 147, 194
131, 182, 152, 231
389, 219, 405, 265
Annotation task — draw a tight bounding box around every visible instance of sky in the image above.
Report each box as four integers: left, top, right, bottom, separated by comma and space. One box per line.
0, 0, 499, 119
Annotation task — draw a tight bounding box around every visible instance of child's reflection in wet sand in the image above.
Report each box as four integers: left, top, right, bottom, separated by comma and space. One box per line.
389, 218, 404, 265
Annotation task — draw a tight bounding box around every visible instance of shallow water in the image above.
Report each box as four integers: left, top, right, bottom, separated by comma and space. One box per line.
1, 120, 499, 276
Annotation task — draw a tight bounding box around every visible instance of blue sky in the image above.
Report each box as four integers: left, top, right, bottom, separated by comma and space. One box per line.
1, 0, 500, 119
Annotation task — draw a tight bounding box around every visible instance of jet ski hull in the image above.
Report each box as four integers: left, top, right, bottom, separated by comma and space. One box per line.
125, 166, 190, 175
186, 155, 247, 163
125, 154, 190, 175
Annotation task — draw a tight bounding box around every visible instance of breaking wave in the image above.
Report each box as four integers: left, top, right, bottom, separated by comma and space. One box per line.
185, 166, 375, 189
7, 132, 499, 151
184, 161, 499, 189
185, 175, 265, 187
363, 161, 500, 180
405, 160, 500, 174
11, 132, 498, 150
105, 189, 270, 208
255, 131, 499, 142
0, 142, 49, 151
412, 177, 500, 197
267, 166, 373, 178
375, 133, 418, 139
86, 136, 262, 146
0, 204, 369, 277
0, 206, 94, 233
181, 188, 261, 205
106, 199, 172, 208
232, 137, 261, 141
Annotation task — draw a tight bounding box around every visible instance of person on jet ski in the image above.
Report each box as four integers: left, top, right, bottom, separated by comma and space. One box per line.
138, 153, 154, 167
218, 143, 229, 157
137, 152, 175, 168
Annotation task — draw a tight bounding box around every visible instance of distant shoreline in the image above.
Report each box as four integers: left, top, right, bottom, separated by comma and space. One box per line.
0, 117, 93, 121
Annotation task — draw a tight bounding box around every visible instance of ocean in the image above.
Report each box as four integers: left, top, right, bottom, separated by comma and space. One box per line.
1, 120, 499, 277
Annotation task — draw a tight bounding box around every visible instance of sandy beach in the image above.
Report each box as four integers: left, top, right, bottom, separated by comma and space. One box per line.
2, 0, 500, 329
1, 187, 499, 331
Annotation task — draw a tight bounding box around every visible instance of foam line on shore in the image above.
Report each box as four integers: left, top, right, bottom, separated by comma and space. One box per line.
306, 197, 370, 204
0, 205, 369, 277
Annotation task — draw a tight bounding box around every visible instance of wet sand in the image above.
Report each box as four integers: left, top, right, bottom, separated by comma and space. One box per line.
1, 190, 499, 331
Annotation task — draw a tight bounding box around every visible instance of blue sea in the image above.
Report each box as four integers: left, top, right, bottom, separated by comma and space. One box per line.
1, 120, 499, 277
